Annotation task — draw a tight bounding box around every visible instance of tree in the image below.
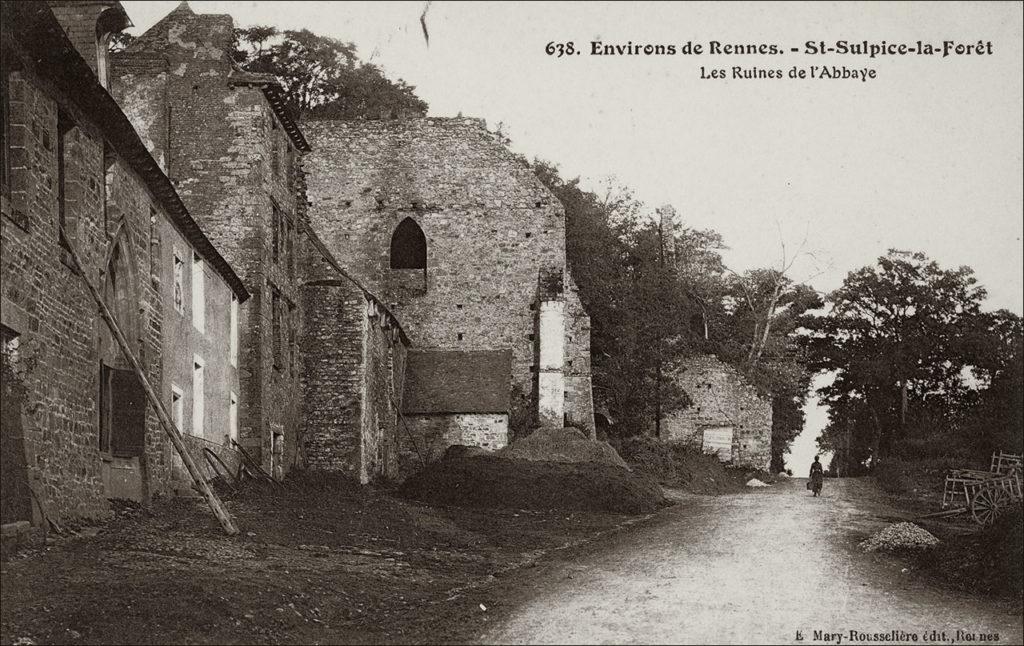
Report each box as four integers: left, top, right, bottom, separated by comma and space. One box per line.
233, 26, 428, 120
807, 249, 991, 466
533, 161, 708, 435
709, 271, 822, 472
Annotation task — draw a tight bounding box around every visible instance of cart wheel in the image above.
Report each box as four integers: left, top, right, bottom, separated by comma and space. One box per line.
971, 486, 1009, 525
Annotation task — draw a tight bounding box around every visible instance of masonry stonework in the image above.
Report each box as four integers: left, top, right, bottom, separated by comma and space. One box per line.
401, 414, 509, 473
1, 2, 246, 523
113, 3, 309, 474
662, 354, 772, 470
303, 118, 594, 436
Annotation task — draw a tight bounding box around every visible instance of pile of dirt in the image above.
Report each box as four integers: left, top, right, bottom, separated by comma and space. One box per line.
497, 426, 628, 468
860, 522, 939, 552
399, 454, 668, 514
615, 436, 749, 495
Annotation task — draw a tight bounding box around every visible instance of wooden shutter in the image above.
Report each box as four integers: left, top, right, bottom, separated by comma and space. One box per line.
110, 368, 146, 458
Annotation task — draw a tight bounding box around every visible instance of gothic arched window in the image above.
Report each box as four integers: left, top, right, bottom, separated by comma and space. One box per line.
390, 217, 426, 269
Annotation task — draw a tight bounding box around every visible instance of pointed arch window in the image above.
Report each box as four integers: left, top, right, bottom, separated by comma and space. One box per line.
390, 217, 426, 269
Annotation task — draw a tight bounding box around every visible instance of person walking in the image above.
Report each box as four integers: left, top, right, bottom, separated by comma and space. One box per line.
809, 455, 824, 497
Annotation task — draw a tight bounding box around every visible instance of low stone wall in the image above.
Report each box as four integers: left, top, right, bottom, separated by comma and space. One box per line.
400, 413, 508, 475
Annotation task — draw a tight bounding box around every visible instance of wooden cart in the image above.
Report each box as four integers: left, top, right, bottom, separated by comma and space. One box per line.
936, 452, 1022, 525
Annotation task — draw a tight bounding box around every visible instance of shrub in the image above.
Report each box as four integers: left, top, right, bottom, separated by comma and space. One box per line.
874, 460, 911, 494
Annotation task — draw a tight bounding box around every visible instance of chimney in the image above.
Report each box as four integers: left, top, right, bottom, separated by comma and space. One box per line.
47, 1, 131, 88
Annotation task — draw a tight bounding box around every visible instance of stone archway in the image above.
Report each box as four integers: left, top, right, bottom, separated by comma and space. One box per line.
96, 231, 147, 500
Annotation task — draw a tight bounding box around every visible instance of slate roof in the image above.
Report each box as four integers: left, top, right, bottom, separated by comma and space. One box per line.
402, 350, 512, 415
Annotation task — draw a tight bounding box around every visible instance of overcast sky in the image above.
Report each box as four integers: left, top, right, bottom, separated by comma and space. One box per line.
122, 1, 1024, 469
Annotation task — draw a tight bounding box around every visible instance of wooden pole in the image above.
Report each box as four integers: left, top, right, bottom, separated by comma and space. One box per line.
61, 228, 239, 536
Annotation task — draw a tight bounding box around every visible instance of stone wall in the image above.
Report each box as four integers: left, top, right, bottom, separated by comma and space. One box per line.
401, 414, 509, 475
360, 301, 405, 482
303, 118, 567, 414
112, 4, 306, 474
298, 281, 365, 476
661, 354, 771, 470
0, 18, 240, 521
564, 275, 595, 435
298, 269, 407, 483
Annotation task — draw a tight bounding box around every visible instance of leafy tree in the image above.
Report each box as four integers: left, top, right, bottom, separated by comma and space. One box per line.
807, 250, 994, 468
233, 26, 428, 120
710, 271, 823, 471
533, 161, 708, 435
535, 160, 820, 467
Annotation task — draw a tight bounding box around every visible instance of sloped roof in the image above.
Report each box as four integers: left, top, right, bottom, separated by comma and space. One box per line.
4, 1, 249, 302
402, 350, 512, 414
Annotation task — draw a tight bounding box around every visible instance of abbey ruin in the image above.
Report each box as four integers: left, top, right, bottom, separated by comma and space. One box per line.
1, 0, 596, 527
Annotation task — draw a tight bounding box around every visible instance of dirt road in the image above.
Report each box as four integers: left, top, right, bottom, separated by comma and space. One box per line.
479, 478, 1023, 645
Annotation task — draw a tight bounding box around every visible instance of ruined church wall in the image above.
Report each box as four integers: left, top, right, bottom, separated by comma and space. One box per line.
662, 355, 771, 469
564, 275, 595, 435
303, 119, 567, 418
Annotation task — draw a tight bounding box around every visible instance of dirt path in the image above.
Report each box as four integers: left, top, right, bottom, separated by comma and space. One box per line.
479, 478, 1023, 645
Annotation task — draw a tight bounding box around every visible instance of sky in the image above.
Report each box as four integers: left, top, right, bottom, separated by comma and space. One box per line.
122, 1, 1024, 469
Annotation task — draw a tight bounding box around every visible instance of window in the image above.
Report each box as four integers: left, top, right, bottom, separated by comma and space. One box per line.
271, 286, 282, 369
272, 204, 280, 263
287, 299, 297, 377
272, 203, 291, 266
1, 62, 10, 197
285, 144, 294, 190
170, 385, 184, 432
229, 392, 238, 444
192, 356, 204, 437
285, 213, 294, 273
173, 250, 185, 314
390, 217, 426, 269
270, 117, 280, 177
229, 294, 238, 367
57, 110, 74, 248
148, 205, 160, 282
102, 143, 116, 234
191, 252, 204, 332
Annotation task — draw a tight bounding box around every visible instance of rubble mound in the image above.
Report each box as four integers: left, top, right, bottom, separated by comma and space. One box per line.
860, 522, 940, 552
399, 454, 667, 514
616, 436, 748, 495
497, 426, 629, 469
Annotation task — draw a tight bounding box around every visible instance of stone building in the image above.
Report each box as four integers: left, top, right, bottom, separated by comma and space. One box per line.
302, 118, 596, 467
1, 1, 248, 525
661, 355, 772, 469
110, 2, 409, 482
3, 1, 598, 506
400, 350, 512, 471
